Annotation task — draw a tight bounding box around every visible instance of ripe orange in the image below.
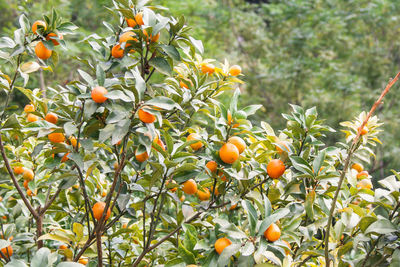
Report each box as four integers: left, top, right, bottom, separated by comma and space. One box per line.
276, 141, 289, 154
211, 186, 219, 196
359, 127, 368, 135
122, 223, 128, 229
180, 81, 188, 89
27, 113, 38, 122
101, 190, 107, 197
197, 188, 210, 201
180, 195, 185, 202
59, 244, 67, 250
264, 223, 281, 242
14, 166, 24, 175
352, 163, 364, 173
32, 20, 46, 34
46, 32, 63, 46
356, 171, 369, 180
136, 150, 149, 162
206, 161, 218, 173
48, 132, 65, 143
22, 168, 34, 181
61, 153, 69, 163
24, 104, 35, 113
229, 65, 241, 76
219, 143, 239, 164
78, 258, 89, 265
119, 31, 137, 50
1, 216, 6, 220
283, 240, 291, 255
111, 44, 124, 58
187, 133, 203, 150
35, 41, 52, 60
228, 136, 246, 154
27, 189, 37, 196
227, 111, 233, 125
229, 203, 237, 210
23, 180, 29, 189
138, 108, 156, 123
214, 237, 232, 255
357, 179, 372, 190
126, 12, 144, 27
154, 138, 166, 151
267, 159, 285, 179
0, 245, 13, 258
201, 63, 215, 74
69, 136, 79, 148
92, 201, 111, 221
45, 112, 58, 124
91, 86, 108, 103
143, 29, 160, 43
182, 179, 197, 195
165, 180, 178, 192
218, 171, 227, 182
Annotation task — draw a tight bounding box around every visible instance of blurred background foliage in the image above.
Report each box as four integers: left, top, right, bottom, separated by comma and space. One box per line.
1, 0, 400, 179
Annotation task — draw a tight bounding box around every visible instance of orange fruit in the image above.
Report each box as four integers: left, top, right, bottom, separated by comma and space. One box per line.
48, 132, 65, 143
69, 136, 79, 148
267, 159, 285, 179
229, 203, 237, 210
1, 216, 6, 220
23, 180, 29, 189
27, 189, 37, 196
24, 104, 35, 113
45, 112, 58, 124
218, 171, 227, 182
180, 195, 185, 202
201, 63, 215, 74
214, 237, 232, 255
138, 108, 156, 123
111, 44, 124, 58
356, 171, 369, 180
211, 186, 219, 196
22, 168, 34, 181
283, 240, 291, 255
136, 150, 149, 162
352, 163, 364, 173
78, 258, 89, 265
359, 127, 368, 135
182, 179, 197, 195
0, 197, 2, 202
180, 81, 188, 89
14, 166, 24, 175
8, 236, 13, 241
46, 32, 63, 46
228, 136, 246, 154
113, 161, 119, 170
276, 141, 289, 154
187, 133, 203, 150
357, 179, 372, 190
165, 180, 178, 192
0, 246, 13, 258
27, 113, 38, 122
143, 29, 160, 42
264, 223, 281, 242
206, 161, 218, 173
229, 65, 241, 76
32, 20, 46, 34
227, 111, 233, 125
119, 31, 137, 50
35, 41, 52, 60
197, 188, 210, 201
122, 223, 128, 229
154, 138, 166, 151
91, 86, 108, 103
219, 143, 239, 164
61, 153, 69, 163
73, 184, 80, 189
59, 244, 67, 250
101, 190, 107, 197
92, 201, 111, 221
126, 12, 144, 27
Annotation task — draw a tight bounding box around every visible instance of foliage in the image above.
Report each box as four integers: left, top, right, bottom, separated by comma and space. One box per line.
0, 1, 399, 267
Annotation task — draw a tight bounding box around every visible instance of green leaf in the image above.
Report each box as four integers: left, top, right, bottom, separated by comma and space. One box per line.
77, 69, 94, 86
72, 223, 84, 242
242, 105, 262, 116
217, 243, 241, 267
20, 62, 41, 74
56, 263, 85, 267
96, 65, 105, 86
359, 216, 377, 233
38, 233, 71, 243
145, 96, 181, 111
5, 260, 28, 267
290, 156, 314, 176
178, 240, 196, 264
258, 208, 290, 235
242, 200, 258, 236
305, 190, 316, 219
149, 57, 172, 76
159, 44, 181, 61
264, 196, 272, 218
68, 153, 84, 170
365, 218, 396, 235
105, 90, 132, 102
131, 68, 145, 102
2, 114, 21, 130
31, 247, 51, 267
312, 150, 326, 175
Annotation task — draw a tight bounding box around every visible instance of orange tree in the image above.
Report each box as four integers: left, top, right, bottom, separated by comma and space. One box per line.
1, 1, 400, 266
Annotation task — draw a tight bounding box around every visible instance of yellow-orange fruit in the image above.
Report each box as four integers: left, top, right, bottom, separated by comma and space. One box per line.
92, 201, 111, 221
138, 108, 156, 123
91, 86, 108, 103
111, 44, 124, 58
23, 180, 29, 189
356, 171, 369, 180
276, 141, 289, 154
0, 246, 13, 258
229, 203, 237, 210
264, 223, 281, 242
214, 237, 232, 255
357, 179, 373, 190
359, 127, 368, 135
101, 190, 107, 197
180, 81, 188, 89
197, 188, 210, 201
22, 168, 34, 181
48, 132, 65, 143
35, 41, 52, 60
229, 65, 241, 76
59, 244, 67, 250
27, 113, 38, 122
45, 112, 58, 124
187, 133, 203, 150
119, 31, 137, 51
46, 32, 63, 45
78, 258, 89, 265
126, 12, 144, 27
61, 153, 69, 163
14, 166, 24, 175
182, 179, 197, 195
143, 29, 160, 42
24, 104, 35, 113
201, 63, 215, 74
136, 150, 149, 162
32, 20, 46, 34
267, 159, 285, 179
219, 143, 239, 164
228, 136, 246, 154
165, 180, 178, 192
206, 161, 218, 173
352, 163, 364, 173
